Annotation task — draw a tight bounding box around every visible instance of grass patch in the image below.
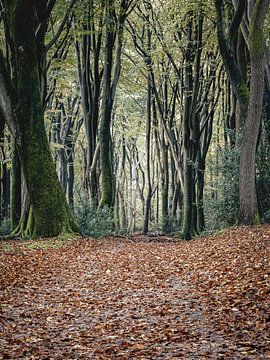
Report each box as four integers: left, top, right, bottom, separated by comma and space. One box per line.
0, 239, 66, 253
0, 244, 16, 253
23, 240, 64, 250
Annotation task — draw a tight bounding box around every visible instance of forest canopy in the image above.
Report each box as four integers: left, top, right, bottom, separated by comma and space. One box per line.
0, 0, 270, 240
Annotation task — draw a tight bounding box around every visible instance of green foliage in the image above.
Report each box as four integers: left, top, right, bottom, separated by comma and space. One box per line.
238, 81, 249, 103
204, 146, 240, 231
0, 217, 11, 236
256, 120, 270, 222
74, 202, 114, 238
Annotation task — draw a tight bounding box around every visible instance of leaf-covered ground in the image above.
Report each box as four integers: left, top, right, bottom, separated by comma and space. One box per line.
0, 226, 269, 359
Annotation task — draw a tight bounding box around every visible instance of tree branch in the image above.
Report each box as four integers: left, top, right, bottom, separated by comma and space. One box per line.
46, 0, 77, 52
229, 0, 247, 43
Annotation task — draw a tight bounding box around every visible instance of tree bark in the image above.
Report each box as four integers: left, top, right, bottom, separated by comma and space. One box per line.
11, 145, 21, 228
99, 0, 115, 208
143, 20, 152, 235
239, 0, 270, 224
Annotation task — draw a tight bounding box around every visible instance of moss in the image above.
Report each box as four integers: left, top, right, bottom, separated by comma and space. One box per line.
249, 0, 266, 55
0, 244, 16, 253
253, 211, 261, 225
24, 240, 63, 250
249, 27, 265, 55
58, 232, 81, 241
99, 163, 114, 209
238, 81, 249, 102
0, 239, 67, 253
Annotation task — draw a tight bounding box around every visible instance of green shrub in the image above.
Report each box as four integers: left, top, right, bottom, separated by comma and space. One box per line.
256, 121, 270, 222
0, 217, 11, 236
204, 146, 240, 231
74, 202, 114, 238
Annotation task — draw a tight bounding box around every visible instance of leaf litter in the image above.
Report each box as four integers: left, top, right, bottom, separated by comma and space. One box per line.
0, 225, 269, 359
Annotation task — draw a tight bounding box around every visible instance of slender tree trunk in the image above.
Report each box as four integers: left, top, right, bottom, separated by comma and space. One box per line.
129, 148, 137, 233
99, 0, 129, 209
58, 149, 68, 194
161, 132, 169, 233
181, 20, 194, 240
118, 139, 127, 230
99, 0, 115, 209
67, 154, 75, 210
196, 151, 206, 232
143, 71, 152, 234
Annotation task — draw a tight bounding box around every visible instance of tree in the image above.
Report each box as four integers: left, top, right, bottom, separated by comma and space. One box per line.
239, 0, 270, 224
75, 0, 105, 204
98, 0, 136, 209
215, 0, 270, 225
0, 0, 79, 238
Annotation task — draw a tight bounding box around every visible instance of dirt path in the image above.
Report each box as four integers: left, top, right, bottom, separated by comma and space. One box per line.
0, 226, 269, 359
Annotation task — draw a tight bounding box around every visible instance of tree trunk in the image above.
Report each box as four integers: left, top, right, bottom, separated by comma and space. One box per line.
7, 0, 79, 238
196, 151, 206, 232
181, 19, 195, 240
239, 0, 270, 224
11, 145, 21, 228
161, 133, 169, 234
128, 149, 137, 233
143, 72, 152, 234
99, 0, 115, 209
99, 90, 114, 209
67, 154, 75, 210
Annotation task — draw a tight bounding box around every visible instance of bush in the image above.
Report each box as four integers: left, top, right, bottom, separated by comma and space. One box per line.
74, 202, 114, 238
204, 146, 240, 231
256, 121, 270, 222
0, 217, 11, 236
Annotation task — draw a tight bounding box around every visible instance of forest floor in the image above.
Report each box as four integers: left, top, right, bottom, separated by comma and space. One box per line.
0, 226, 269, 359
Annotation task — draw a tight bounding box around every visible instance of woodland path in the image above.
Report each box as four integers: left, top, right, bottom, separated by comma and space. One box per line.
0, 226, 269, 359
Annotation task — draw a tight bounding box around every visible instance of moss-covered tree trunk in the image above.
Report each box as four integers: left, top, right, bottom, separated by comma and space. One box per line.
7, 0, 79, 238
11, 144, 21, 228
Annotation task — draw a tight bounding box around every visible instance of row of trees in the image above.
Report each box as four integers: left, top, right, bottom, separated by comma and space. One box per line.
0, 0, 269, 239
